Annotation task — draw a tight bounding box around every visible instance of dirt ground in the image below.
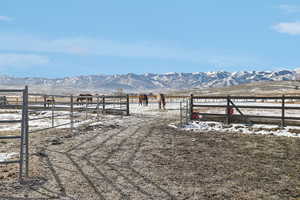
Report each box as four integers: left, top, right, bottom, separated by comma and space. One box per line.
0, 114, 299, 200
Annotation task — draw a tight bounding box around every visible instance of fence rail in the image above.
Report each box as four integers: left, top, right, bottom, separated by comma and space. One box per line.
0, 91, 130, 183
2, 94, 130, 115
190, 94, 300, 127
0, 86, 29, 182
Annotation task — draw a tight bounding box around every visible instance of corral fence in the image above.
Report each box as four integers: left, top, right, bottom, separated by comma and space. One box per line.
190, 94, 300, 127
5, 94, 129, 116
0, 88, 130, 183
179, 99, 190, 127
25, 94, 129, 134
0, 86, 29, 182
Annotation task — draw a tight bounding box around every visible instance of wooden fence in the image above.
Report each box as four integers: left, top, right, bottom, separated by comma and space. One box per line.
190, 94, 300, 126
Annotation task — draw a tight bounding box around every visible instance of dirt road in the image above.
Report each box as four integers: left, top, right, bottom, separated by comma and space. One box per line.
0, 114, 299, 200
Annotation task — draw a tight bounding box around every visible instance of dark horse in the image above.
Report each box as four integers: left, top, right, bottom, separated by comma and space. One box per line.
138, 94, 148, 106
76, 94, 93, 105
43, 95, 55, 108
157, 93, 166, 110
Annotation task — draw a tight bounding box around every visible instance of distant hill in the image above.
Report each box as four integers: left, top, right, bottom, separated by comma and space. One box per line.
0, 70, 296, 93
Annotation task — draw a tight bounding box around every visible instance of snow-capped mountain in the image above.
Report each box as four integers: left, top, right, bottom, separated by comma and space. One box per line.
0, 70, 296, 92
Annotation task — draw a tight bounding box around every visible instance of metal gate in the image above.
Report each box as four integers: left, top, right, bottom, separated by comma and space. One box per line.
179, 99, 190, 127
0, 86, 29, 182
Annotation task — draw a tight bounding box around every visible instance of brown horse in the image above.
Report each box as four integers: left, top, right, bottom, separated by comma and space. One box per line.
157, 93, 166, 110
43, 96, 55, 108
138, 94, 148, 106
77, 94, 93, 105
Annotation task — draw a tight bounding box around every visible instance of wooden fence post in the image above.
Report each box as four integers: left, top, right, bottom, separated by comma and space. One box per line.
126, 94, 130, 116
180, 101, 182, 127
190, 94, 193, 120
226, 95, 231, 124
102, 96, 105, 114
281, 95, 285, 127
85, 97, 88, 120
96, 96, 100, 120
43, 95, 47, 108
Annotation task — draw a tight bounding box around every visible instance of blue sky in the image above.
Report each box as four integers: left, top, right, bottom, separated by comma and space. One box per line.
1, 0, 300, 77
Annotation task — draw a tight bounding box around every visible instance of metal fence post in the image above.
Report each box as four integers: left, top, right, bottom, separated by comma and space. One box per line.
51, 95, 54, 128
126, 94, 130, 116
186, 99, 189, 125
24, 86, 29, 178
70, 95, 74, 132
19, 90, 25, 182
19, 85, 29, 182
281, 95, 285, 127
43, 95, 47, 108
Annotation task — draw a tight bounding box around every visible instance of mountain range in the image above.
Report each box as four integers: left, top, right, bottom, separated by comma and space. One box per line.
0, 70, 296, 93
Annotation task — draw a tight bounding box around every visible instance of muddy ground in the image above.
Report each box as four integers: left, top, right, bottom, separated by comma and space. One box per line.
0, 114, 299, 200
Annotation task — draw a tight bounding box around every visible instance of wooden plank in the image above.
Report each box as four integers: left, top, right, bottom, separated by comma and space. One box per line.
192, 96, 292, 100
193, 112, 300, 120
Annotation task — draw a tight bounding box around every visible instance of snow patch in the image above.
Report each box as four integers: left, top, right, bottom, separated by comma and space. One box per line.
176, 121, 300, 137
0, 152, 18, 162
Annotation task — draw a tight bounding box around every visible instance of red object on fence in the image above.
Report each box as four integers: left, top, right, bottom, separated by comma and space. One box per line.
228, 107, 234, 115
192, 113, 200, 119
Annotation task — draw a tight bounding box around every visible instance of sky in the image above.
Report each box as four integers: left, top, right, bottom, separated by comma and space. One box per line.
1, 0, 300, 78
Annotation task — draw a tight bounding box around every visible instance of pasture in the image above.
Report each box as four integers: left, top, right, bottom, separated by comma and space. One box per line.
0, 92, 299, 199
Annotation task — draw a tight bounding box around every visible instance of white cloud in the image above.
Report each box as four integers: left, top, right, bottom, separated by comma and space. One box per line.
0, 54, 49, 68
0, 16, 13, 22
273, 22, 300, 35
279, 4, 300, 13
0, 35, 200, 61
0, 34, 262, 66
